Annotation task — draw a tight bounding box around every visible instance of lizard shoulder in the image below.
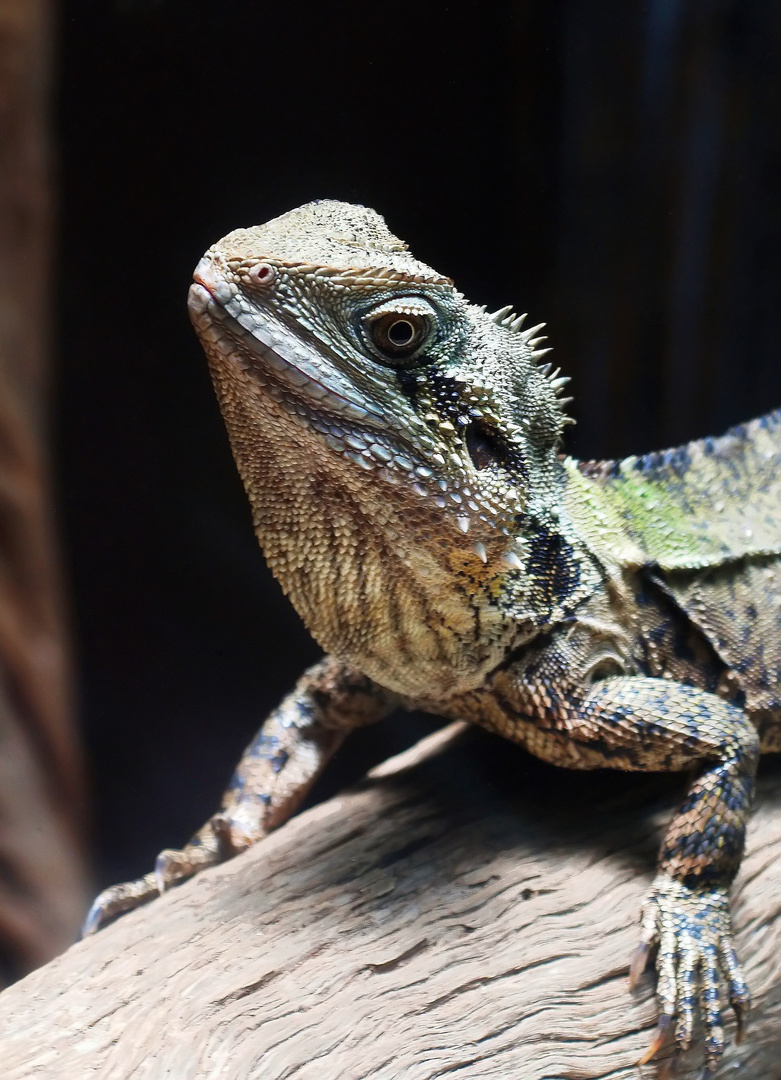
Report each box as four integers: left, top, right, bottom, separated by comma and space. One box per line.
563, 408, 781, 571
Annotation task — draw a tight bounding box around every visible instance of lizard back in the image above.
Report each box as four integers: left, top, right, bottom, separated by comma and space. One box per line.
572, 409, 781, 746
572, 408, 781, 569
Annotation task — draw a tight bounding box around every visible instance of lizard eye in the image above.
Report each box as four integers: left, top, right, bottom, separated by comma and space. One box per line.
366, 310, 430, 363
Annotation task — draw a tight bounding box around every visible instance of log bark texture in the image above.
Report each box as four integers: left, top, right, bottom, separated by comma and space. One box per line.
0, 723, 780, 1080
0, 0, 87, 982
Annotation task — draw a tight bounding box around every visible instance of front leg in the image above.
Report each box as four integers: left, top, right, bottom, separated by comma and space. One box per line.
83, 657, 398, 935
511, 671, 759, 1077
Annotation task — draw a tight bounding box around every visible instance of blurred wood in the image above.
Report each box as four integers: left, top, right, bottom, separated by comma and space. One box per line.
1, 724, 779, 1079
0, 0, 87, 981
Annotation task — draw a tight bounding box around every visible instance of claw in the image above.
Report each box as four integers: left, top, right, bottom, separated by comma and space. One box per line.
719, 937, 751, 1043
735, 1006, 749, 1046
629, 940, 651, 989
637, 1012, 673, 1065
154, 850, 177, 895
80, 871, 158, 937
81, 896, 106, 939
154, 847, 199, 894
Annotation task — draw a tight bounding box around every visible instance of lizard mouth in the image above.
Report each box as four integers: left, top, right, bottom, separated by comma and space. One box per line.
187, 278, 384, 429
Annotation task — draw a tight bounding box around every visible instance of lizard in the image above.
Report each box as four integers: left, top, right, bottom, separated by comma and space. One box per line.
84, 200, 781, 1077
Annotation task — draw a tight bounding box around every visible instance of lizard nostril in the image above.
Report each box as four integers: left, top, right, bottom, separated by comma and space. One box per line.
249, 262, 276, 287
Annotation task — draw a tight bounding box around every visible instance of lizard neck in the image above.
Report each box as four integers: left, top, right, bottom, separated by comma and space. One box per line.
212, 364, 520, 699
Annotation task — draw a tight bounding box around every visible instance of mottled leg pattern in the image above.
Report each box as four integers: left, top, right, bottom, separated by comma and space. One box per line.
83, 658, 398, 934
515, 674, 759, 1077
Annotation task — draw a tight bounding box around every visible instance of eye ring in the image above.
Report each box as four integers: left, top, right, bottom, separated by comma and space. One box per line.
367, 310, 430, 363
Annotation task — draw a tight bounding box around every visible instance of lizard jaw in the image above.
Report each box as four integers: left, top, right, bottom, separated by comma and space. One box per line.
189, 278, 491, 539
188, 253, 529, 556
188, 279, 385, 430
188, 274, 504, 531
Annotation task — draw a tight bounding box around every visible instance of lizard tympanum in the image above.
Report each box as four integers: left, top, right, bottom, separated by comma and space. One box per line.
85, 201, 781, 1076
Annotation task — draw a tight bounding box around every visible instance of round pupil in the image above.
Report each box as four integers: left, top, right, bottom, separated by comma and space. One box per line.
388, 319, 415, 346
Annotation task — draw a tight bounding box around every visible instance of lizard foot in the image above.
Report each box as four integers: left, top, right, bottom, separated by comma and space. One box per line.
81, 811, 254, 936
630, 874, 750, 1078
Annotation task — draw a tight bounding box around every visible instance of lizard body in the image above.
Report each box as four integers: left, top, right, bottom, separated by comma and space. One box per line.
86, 202, 781, 1076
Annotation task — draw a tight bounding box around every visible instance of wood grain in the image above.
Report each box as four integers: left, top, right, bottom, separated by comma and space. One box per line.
1, 723, 779, 1079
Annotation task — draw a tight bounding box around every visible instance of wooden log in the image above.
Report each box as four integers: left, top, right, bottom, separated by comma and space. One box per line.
0, 723, 779, 1079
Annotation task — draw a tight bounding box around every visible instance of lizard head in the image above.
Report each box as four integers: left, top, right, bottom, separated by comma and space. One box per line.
188, 201, 574, 698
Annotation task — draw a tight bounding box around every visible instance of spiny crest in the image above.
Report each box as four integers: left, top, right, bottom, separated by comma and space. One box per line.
482, 304, 575, 426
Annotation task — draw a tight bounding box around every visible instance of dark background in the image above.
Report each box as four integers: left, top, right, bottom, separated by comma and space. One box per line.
56, 0, 781, 890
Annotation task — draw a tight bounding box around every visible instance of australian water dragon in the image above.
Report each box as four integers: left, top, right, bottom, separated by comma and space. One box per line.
85, 201, 781, 1076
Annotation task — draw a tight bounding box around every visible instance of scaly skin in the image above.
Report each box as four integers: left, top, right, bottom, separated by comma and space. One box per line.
85, 202, 781, 1077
